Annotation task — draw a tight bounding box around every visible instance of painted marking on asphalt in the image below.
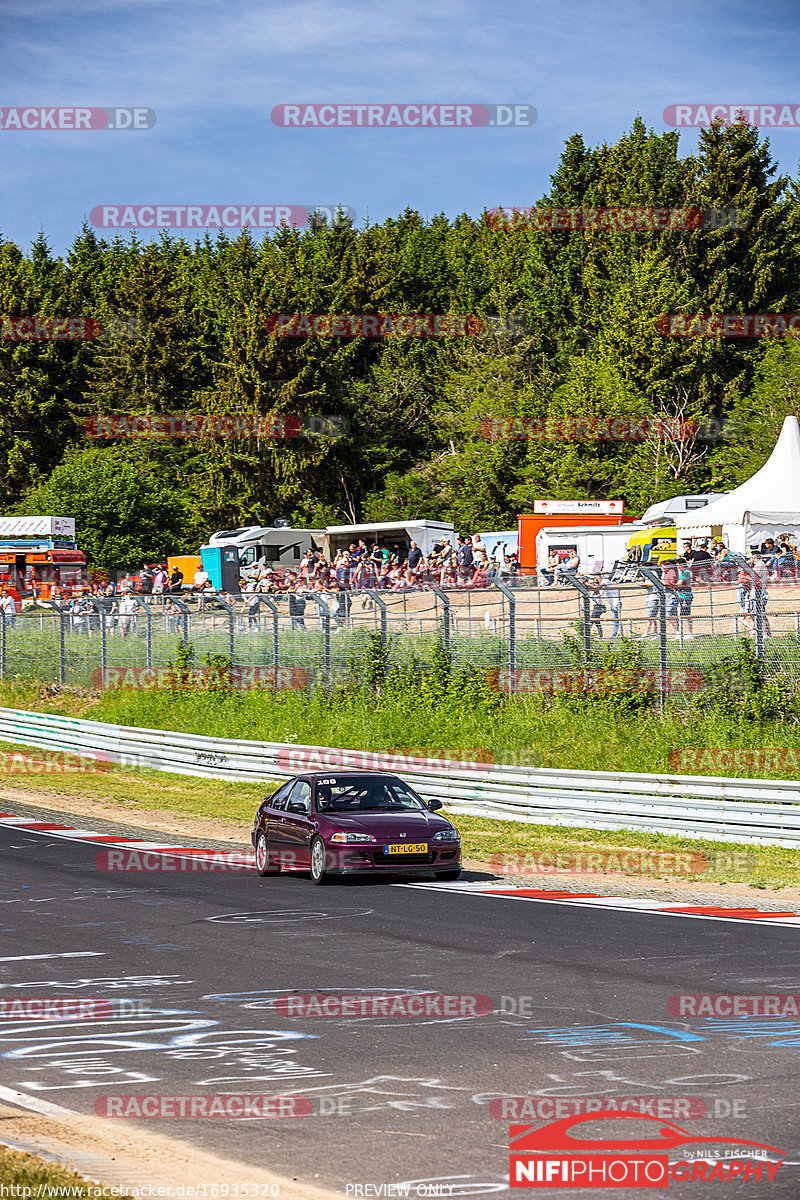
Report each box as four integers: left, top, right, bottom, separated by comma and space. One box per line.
0, 1083, 83, 1120
397, 883, 800, 927
0, 951, 105, 962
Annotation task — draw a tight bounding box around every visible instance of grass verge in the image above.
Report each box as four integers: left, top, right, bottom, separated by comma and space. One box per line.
0, 1144, 129, 1195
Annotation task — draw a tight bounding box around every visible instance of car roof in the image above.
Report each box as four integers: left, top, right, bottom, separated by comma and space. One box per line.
301, 771, 403, 781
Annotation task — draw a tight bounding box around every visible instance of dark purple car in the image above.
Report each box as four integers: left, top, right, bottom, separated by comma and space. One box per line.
251, 771, 462, 885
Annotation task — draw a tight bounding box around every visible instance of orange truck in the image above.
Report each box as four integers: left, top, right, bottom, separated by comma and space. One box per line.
517, 501, 637, 576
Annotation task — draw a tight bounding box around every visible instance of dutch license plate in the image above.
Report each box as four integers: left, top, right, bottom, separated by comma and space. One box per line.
384, 843, 427, 855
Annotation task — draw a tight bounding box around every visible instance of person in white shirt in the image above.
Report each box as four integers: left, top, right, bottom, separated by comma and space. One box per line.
118, 593, 137, 637
0, 590, 16, 628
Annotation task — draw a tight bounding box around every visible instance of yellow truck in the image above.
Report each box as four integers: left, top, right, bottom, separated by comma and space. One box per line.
625, 525, 677, 566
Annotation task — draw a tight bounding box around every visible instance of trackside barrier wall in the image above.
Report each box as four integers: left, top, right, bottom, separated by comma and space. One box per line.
0, 706, 799, 847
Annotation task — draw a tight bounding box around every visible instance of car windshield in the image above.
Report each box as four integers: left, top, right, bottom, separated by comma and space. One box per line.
316, 779, 426, 813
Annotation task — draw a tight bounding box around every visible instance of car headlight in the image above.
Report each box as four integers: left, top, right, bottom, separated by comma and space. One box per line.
433, 828, 460, 841
330, 832, 377, 843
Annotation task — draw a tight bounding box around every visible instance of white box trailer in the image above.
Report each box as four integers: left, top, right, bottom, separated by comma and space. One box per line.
535, 522, 647, 577
0, 516, 75, 539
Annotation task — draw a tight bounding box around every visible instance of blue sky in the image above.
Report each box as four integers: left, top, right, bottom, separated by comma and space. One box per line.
2, 0, 800, 254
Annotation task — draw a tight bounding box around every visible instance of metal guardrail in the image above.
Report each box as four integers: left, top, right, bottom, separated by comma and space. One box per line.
0, 706, 798, 847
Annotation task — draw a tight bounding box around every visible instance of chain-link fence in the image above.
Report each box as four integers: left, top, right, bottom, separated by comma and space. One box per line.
3, 568, 798, 700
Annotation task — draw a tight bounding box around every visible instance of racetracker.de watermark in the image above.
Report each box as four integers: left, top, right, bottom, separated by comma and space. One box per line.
90, 667, 310, 691
658, 313, 800, 337
83, 414, 348, 440
95, 1094, 310, 1118
89, 204, 356, 229
2, 316, 146, 341
271, 103, 536, 127
664, 103, 800, 127
490, 851, 711, 876
668, 748, 800, 775
265, 313, 485, 338
485, 207, 748, 232
0, 107, 156, 131
274, 993, 492, 1017
0, 998, 146, 1019
274, 746, 493, 774
668, 993, 800, 1017
0, 750, 120, 774
495, 668, 705, 695
95, 849, 254, 873
491, 1096, 743, 1120
480, 417, 743, 442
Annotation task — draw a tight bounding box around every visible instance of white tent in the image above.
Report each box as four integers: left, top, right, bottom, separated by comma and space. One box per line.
676, 415, 800, 553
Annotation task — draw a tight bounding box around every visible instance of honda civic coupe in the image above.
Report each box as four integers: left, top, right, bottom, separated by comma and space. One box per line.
250, 771, 462, 884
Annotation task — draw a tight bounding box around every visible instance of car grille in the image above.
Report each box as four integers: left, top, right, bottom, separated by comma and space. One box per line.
373, 850, 436, 865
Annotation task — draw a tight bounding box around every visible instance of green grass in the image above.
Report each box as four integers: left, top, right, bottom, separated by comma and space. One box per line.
0, 1145, 130, 1195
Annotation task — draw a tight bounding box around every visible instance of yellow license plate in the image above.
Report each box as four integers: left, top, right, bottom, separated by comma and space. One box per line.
384, 843, 427, 855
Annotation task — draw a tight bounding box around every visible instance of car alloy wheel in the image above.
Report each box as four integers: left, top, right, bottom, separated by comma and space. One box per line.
310, 836, 332, 885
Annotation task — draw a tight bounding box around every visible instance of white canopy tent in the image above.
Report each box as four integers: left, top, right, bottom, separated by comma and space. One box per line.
676, 415, 800, 554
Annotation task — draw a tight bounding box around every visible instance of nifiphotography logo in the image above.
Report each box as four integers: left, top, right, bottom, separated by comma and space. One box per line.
509, 1111, 784, 1188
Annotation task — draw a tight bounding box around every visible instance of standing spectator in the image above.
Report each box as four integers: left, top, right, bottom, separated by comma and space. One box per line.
661, 560, 680, 636
245, 591, 260, 629
118, 592, 137, 637
289, 583, 307, 631
598, 574, 621, 639
138, 565, 154, 595
457, 536, 474, 584
589, 576, 606, 639
0, 588, 16, 629
152, 565, 169, 595
472, 533, 487, 559
438, 538, 454, 585
164, 598, 181, 636
407, 540, 424, 581
676, 556, 695, 638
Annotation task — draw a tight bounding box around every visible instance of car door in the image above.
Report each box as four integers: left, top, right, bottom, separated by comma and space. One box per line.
261, 782, 293, 867
272, 778, 315, 869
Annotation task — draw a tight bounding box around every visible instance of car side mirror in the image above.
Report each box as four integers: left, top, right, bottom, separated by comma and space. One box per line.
288, 801, 308, 815
427, 798, 443, 811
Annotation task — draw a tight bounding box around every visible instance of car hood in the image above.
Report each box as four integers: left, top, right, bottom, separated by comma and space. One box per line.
323, 811, 454, 839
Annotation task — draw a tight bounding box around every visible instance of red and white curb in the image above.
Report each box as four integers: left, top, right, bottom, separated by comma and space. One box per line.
0, 810, 254, 865
402, 880, 800, 928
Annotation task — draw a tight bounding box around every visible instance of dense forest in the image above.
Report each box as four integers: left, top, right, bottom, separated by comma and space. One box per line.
3, 118, 800, 568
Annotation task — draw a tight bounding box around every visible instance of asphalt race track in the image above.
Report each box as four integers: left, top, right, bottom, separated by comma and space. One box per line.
1, 817, 799, 1197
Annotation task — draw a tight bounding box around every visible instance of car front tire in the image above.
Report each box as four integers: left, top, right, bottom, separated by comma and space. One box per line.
310, 836, 332, 885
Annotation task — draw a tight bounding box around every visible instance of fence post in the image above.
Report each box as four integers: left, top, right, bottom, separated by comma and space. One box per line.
131, 597, 153, 669
260, 597, 281, 671
561, 575, 593, 665
493, 579, 516, 690
49, 599, 69, 684
430, 586, 451, 652
211, 594, 236, 662
85, 597, 108, 688
312, 594, 332, 683
365, 589, 388, 651
637, 566, 668, 708
732, 555, 765, 661
166, 594, 191, 651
